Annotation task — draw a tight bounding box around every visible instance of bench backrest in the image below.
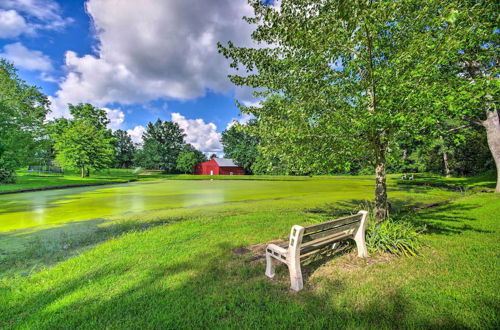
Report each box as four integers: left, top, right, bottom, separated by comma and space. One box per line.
302, 213, 363, 243
287, 211, 368, 259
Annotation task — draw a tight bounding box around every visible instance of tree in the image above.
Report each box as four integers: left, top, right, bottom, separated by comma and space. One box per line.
140, 119, 186, 172
221, 120, 260, 173
176, 144, 207, 173
49, 104, 115, 177
69, 103, 110, 129
219, 0, 450, 219
113, 129, 136, 168
414, 1, 499, 191
0, 60, 50, 183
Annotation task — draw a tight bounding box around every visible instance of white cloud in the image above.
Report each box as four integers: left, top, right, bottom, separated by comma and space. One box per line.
0, 42, 52, 71
103, 108, 125, 130
0, 9, 30, 38
127, 125, 145, 144
171, 112, 222, 153
49, 0, 257, 114
0, 0, 72, 33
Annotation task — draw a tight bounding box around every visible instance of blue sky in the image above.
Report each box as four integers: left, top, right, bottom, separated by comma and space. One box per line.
0, 0, 258, 154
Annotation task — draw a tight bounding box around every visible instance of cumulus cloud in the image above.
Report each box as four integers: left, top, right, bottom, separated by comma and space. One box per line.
127, 125, 146, 144
103, 108, 125, 130
49, 0, 257, 114
171, 112, 222, 154
0, 42, 52, 71
0, 9, 30, 38
0, 0, 72, 34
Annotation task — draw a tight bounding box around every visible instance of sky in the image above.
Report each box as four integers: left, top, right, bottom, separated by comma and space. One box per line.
0, 0, 260, 154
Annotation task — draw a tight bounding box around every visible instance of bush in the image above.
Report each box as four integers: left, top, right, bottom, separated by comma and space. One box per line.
366, 217, 423, 256
0, 169, 15, 183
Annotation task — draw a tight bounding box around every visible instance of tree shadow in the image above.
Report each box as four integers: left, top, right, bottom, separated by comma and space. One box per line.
0, 216, 184, 277
0, 239, 479, 329
304, 197, 493, 237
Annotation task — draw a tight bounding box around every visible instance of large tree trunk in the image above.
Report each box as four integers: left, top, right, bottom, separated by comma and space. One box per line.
374, 146, 388, 220
81, 166, 85, 178
482, 109, 500, 192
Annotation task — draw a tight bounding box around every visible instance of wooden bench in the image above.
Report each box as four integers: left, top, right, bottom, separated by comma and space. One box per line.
265, 211, 369, 291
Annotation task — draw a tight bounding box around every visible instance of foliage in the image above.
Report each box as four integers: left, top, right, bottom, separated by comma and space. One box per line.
219, 0, 465, 218
366, 217, 423, 257
113, 130, 136, 168
139, 119, 186, 172
69, 103, 110, 129
406, 0, 499, 190
221, 120, 260, 173
49, 104, 115, 177
0, 60, 50, 183
176, 144, 207, 173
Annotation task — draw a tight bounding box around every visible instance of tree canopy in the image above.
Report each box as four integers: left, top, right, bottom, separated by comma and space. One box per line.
0, 60, 50, 183
221, 120, 260, 173
113, 129, 136, 169
219, 0, 499, 217
140, 119, 186, 172
176, 144, 207, 173
49, 103, 115, 177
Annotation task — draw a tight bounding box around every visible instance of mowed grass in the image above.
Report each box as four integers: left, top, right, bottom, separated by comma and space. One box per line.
0, 169, 142, 193
0, 177, 498, 328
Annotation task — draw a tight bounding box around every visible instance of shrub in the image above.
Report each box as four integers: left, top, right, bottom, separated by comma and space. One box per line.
0, 169, 15, 183
366, 217, 423, 256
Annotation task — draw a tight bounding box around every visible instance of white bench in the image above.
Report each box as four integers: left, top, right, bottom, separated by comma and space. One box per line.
265, 211, 369, 291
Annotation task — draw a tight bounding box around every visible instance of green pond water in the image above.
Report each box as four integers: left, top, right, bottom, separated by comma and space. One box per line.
0, 178, 381, 232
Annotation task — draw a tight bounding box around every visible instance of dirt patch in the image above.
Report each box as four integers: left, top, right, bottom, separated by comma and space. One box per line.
232, 239, 287, 262
310, 251, 393, 279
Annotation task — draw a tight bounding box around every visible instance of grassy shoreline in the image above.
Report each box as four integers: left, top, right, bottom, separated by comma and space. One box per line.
1, 192, 498, 328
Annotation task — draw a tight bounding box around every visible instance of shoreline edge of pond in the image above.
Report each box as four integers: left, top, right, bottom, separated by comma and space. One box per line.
0, 179, 137, 195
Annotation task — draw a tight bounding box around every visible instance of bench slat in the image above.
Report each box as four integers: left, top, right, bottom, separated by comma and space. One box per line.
302, 221, 359, 243
300, 232, 352, 255
303, 214, 362, 234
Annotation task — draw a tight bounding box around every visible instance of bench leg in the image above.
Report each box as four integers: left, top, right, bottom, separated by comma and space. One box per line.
354, 235, 368, 258
354, 211, 369, 258
288, 258, 303, 291
265, 253, 276, 278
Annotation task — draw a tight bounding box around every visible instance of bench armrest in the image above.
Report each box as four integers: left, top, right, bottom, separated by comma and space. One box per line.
267, 244, 288, 256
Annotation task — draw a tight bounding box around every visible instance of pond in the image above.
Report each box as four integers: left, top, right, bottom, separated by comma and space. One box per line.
0, 178, 377, 232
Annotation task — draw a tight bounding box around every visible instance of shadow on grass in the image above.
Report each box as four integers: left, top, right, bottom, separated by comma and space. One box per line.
0, 239, 477, 329
0, 216, 184, 277
305, 197, 493, 238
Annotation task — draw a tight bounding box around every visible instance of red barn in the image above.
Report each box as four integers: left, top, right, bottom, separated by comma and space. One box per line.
193, 158, 245, 175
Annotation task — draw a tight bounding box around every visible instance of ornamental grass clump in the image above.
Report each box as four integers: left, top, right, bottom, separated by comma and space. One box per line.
366, 216, 424, 257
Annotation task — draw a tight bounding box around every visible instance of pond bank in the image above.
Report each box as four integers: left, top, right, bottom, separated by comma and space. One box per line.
0, 180, 135, 195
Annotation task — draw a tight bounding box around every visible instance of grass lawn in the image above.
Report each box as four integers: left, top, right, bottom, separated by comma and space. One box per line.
0, 176, 498, 328
0, 169, 144, 193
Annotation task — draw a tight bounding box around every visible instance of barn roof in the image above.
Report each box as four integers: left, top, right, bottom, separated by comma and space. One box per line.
214, 158, 239, 167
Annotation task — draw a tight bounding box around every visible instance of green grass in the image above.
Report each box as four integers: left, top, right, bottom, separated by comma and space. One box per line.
0, 175, 498, 328
395, 171, 497, 192
0, 168, 142, 193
